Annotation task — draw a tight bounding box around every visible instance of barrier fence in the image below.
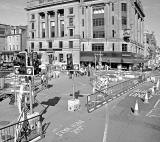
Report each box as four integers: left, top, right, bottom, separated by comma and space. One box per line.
0, 114, 43, 142
87, 77, 145, 113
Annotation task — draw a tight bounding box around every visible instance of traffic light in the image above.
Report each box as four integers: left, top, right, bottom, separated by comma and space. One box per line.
33, 58, 41, 75
67, 54, 73, 70
13, 51, 27, 74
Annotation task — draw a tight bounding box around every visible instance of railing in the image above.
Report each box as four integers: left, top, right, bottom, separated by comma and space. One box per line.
87, 77, 144, 113
0, 114, 43, 142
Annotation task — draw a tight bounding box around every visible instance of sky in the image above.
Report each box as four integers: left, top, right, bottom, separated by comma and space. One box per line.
0, 0, 159, 46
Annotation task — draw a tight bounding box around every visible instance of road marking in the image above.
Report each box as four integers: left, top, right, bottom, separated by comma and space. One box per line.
146, 110, 153, 116
148, 114, 160, 118
54, 120, 85, 137
103, 104, 109, 142
113, 96, 116, 99
154, 99, 160, 108
107, 99, 112, 102
96, 105, 101, 108
103, 102, 107, 105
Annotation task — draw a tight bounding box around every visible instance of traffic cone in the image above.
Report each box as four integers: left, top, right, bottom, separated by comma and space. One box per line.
151, 86, 155, 95
134, 100, 139, 115
144, 92, 149, 103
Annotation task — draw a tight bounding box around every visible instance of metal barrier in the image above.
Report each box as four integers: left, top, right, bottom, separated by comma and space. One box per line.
0, 114, 43, 142
87, 77, 144, 113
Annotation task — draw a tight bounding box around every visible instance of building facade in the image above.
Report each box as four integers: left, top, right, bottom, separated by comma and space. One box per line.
0, 25, 27, 63
26, 0, 145, 68
144, 31, 158, 68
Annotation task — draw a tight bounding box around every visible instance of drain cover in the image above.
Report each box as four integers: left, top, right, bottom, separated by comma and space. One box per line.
0, 121, 10, 126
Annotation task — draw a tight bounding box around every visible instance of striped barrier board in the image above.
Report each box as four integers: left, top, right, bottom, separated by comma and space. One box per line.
87, 78, 145, 113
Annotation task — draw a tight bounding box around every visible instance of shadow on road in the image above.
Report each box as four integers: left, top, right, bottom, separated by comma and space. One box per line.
41, 97, 61, 115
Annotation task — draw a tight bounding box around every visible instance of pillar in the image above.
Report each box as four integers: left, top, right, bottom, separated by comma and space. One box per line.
45, 12, 49, 38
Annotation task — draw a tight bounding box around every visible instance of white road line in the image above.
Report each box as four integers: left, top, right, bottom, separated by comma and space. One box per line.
154, 99, 160, 108
148, 114, 160, 118
96, 105, 101, 108
108, 99, 112, 102
146, 110, 153, 116
103, 102, 106, 105
103, 104, 109, 142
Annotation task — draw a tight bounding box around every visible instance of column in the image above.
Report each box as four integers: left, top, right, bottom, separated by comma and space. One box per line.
104, 3, 109, 39
55, 10, 58, 37
45, 12, 49, 38
37, 13, 40, 38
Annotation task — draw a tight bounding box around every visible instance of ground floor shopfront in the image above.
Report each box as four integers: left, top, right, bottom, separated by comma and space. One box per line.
80, 51, 145, 70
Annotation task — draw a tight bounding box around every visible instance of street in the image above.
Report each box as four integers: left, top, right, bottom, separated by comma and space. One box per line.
29, 72, 160, 142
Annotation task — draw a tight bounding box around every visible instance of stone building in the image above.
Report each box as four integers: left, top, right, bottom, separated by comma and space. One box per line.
0, 25, 27, 63
26, 0, 145, 68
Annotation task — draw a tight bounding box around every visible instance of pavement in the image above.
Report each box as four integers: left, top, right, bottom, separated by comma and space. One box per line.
0, 71, 160, 142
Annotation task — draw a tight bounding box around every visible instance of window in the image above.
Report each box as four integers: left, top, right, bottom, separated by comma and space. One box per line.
39, 12, 45, 19
122, 44, 127, 51
69, 41, 73, 48
122, 16, 127, 26
50, 21, 55, 37
121, 3, 127, 11
49, 42, 52, 48
69, 29, 73, 36
82, 7, 84, 15
112, 43, 115, 51
59, 54, 63, 62
31, 32, 34, 39
92, 44, 104, 51
39, 42, 42, 49
93, 18, 104, 26
60, 20, 64, 37
31, 14, 35, 19
82, 19, 84, 27
82, 44, 84, 51
93, 31, 105, 38
42, 22, 45, 29
69, 7, 73, 14
112, 3, 114, 11
42, 22, 45, 38
69, 18, 73, 26
112, 16, 114, 25
82, 31, 84, 38
93, 7, 104, 14
31, 42, 34, 50
59, 41, 63, 48
31, 23, 34, 29
112, 30, 115, 37
13, 45, 15, 50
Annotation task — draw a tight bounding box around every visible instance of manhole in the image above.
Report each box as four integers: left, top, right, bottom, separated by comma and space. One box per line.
0, 121, 10, 126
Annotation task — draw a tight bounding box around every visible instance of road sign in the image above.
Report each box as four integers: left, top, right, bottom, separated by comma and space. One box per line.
14, 66, 34, 76
26, 66, 34, 75
14, 66, 20, 75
